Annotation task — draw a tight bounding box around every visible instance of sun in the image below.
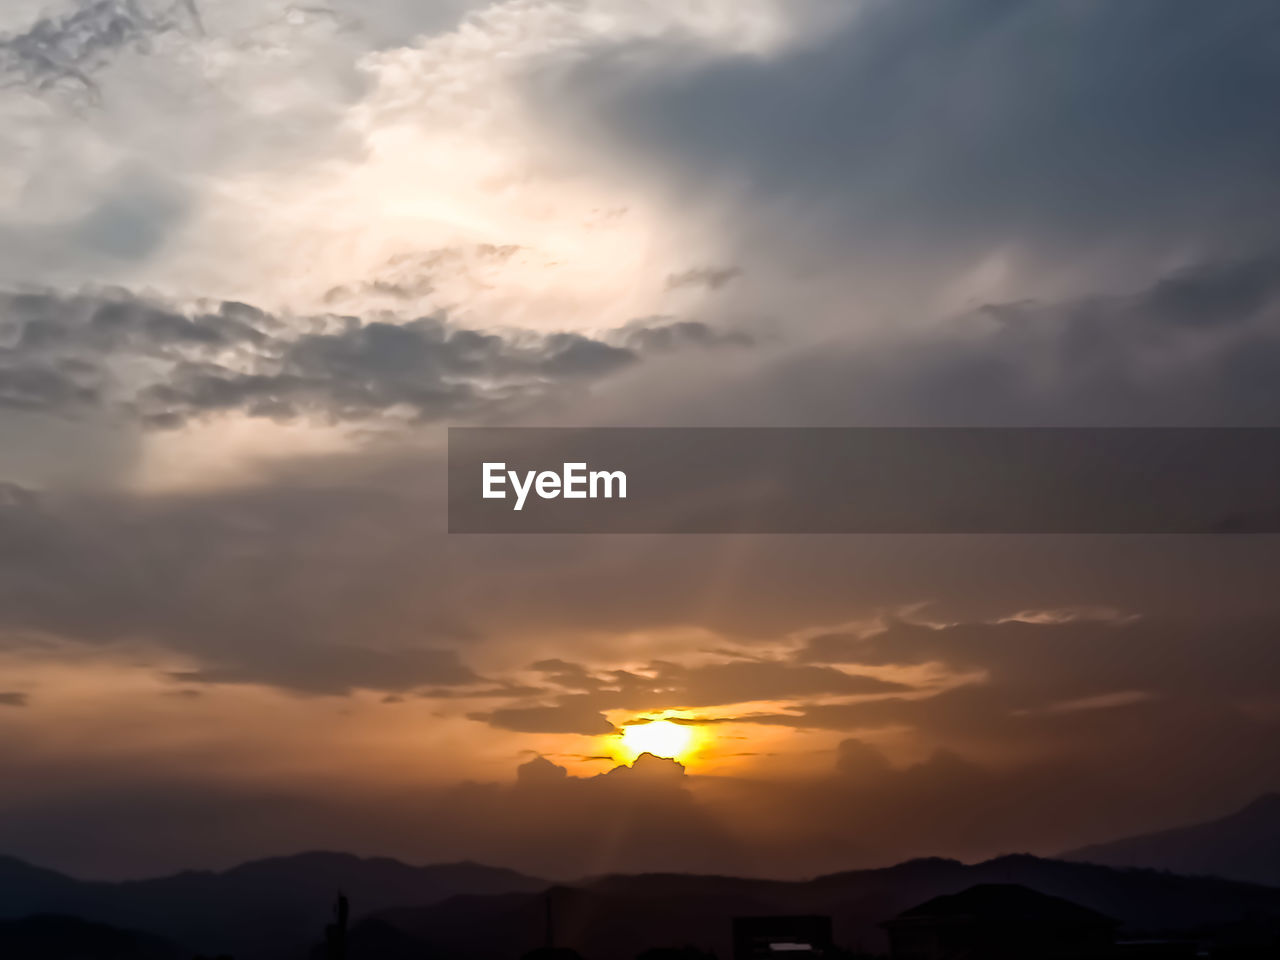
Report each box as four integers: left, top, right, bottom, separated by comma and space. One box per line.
619, 719, 698, 762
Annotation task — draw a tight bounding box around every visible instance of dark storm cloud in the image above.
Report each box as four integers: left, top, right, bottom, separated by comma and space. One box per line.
0, 474, 492, 696
0, 363, 100, 412
549, 0, 1280, 264
0, 289, 750, 428
0, 0, 203, 100
676, 256, 1280, 427
4, 290, 268, 353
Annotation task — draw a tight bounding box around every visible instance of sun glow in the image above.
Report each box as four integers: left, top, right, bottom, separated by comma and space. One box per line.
619, 719, 700, 762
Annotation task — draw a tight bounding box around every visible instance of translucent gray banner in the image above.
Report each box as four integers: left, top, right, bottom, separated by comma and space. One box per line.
448, 428, 1280, 533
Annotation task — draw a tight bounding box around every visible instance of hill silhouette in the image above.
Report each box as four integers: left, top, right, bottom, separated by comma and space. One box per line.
1065, 793, 1280, 885
0, 852, 545, 958
3, 849, 1280, 958
0, 914, 184, 960
361, 855, 1280, 960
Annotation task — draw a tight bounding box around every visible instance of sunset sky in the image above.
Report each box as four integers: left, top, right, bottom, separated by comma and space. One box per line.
2, 0, 1280, 881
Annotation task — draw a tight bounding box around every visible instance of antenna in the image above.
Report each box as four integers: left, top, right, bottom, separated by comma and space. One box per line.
545, 887, 555, 949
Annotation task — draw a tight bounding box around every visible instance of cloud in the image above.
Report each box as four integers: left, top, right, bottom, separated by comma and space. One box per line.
0, 1, 203, 101
618, 319, 754, 354
0, 691, 27, 706
2, 0, 1280, 883
665, 267, 741, 292
797, 616, 1280, 705
171, 644, 481, 696
751, 614, 1280, 799
657, 256, 1280, 428
516, 754, 567, 784
0, 474, 493, 695
473, 698, 617, 736
834, 737, 891, 779
0, 729, 1190, 880
0, 289, 750, 428
669, 659, 906, 704
465, 655, 909, 738
548, 0, 1280, 308
539, 657, 901, 703
498, 611, 1279, 795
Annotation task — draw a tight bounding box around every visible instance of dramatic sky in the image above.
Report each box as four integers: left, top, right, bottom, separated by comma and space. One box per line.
2, 0, 1280, 880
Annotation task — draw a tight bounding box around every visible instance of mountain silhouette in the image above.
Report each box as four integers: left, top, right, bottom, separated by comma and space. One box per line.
0, 856, 90, 916
0, 914, 184, 960
358, 854, 1280, 960
0, 852, 545, 958
1065, 793, 1280, 885
4, 850, 1280, 958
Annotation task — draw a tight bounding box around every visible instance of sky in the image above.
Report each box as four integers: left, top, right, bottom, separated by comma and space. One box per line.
1, 0, 1280, 880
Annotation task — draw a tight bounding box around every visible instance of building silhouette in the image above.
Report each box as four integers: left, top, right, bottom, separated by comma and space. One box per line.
521, 887, 583, 960
883, 884, 1118, 959
733, 915, 833, 959
323, 892, 348, 960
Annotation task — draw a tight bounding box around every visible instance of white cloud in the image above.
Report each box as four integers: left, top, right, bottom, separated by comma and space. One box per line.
0, 0, 824, 332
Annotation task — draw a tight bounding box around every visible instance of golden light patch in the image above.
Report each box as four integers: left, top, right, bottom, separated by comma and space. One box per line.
618, 719, 700, 762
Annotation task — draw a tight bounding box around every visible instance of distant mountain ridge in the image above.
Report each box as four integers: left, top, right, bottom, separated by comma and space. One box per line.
0, 914, 185, 960
0, 851, 546, 959
367, 854, 1280, 960
1065, 793, 1280, 886
5, 819, 1280, 960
